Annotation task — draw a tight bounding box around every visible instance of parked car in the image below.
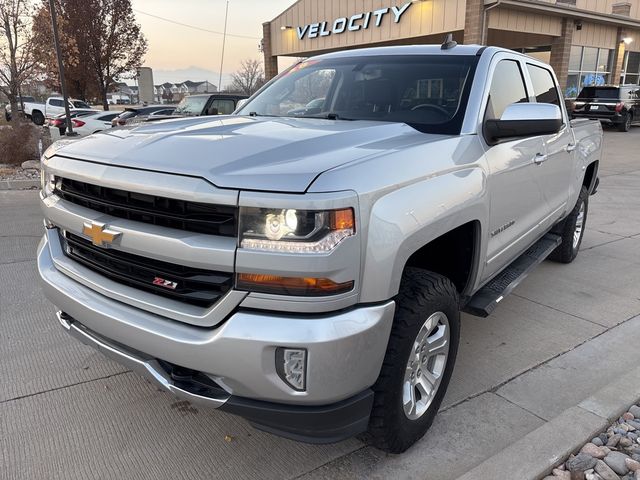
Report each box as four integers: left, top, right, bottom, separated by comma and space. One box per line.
571, 85, 640, 132
49, 111, 118, 140
171, 94, 248, 117
38, 44, 602, 453
4, 96, 36, 121
12, 97, 92, 125
111, 106, 176, 127
287, 97, 326, 116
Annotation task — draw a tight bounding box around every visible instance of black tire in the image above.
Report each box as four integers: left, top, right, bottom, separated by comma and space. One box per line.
32, 110, 44, 126
618, 112, 632, 132
549, 186, 589, 263
367, 268, 460, 453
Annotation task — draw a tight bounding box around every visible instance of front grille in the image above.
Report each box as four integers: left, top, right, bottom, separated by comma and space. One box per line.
56, 178, 237, 236
61, 232, 233, 308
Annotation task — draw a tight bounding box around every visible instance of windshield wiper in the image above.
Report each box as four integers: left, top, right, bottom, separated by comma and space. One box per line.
299, 112, 355, 121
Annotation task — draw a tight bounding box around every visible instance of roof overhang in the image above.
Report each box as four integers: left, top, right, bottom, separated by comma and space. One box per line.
487, 0, 640, 30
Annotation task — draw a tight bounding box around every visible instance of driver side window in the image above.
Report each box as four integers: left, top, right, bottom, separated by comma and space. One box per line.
485, 60, 529, 121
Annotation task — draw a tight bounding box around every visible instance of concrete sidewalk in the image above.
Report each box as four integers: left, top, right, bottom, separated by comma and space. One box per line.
1, 128, 639, 480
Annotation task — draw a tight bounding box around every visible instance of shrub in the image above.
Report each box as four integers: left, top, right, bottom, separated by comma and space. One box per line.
0, 121, 39, 166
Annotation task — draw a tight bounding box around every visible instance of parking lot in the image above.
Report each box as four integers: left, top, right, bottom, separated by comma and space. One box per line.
1, 127, 640, 480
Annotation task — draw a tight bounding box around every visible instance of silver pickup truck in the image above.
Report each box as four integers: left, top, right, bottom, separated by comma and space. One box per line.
38, 43, 602, 453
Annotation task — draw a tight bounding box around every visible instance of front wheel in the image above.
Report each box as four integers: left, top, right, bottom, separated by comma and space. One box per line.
550, 186, 589, 263
367, 269, 460, 453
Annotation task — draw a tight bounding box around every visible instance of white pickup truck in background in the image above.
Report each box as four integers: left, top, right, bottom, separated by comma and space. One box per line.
12, 97, 93, 125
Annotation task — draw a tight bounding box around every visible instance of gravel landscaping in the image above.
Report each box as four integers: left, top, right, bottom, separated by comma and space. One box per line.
0, 160, 40, 182
545, 404, 640, 480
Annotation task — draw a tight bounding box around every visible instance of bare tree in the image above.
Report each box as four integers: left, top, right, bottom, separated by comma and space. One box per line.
229, 59, 265, 96
0, 0, 38, 118
84, 0, 147, 109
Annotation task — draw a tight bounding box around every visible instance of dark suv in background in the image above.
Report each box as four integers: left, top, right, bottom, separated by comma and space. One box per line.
571, 85, 639, 132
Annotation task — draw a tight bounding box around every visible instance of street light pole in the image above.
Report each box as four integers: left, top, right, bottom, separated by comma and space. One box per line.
218, 0, 229, 92
48, 0, 74, 136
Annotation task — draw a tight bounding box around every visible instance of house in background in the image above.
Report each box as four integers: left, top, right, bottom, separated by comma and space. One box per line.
153, 80, 219, 103
181, 80, 218, 94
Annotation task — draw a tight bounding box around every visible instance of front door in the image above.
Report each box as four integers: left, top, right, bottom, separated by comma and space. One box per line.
482, 58, 549, 281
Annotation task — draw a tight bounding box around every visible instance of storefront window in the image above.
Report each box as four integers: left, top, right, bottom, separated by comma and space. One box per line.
565, 46, 613, 98
568, 46, 582, 71
623, 52, 640, 85
581, 47, 598, 71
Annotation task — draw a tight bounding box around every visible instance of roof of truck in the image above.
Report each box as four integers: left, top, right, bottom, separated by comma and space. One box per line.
312, 44, 491, 59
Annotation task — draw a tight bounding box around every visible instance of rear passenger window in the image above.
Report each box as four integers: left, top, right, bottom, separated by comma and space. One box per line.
50, 99, 64, 107
485, 60, 528, 120
526, 64, 561, 106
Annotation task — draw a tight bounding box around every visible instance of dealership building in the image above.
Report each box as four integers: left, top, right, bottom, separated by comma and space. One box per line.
262, 0, 640, 97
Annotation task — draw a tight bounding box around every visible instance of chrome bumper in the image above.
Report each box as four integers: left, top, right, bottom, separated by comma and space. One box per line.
38, 232, 395, 405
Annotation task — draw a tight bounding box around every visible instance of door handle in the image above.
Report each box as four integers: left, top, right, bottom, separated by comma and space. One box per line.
566, 143, 577, 153
533, 153, 548, 165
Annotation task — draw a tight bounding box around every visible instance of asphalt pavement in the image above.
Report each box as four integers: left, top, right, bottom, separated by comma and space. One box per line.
1, 127, 639, 480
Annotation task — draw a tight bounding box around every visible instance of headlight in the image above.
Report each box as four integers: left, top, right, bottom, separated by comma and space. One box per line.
239, 207, 355, 253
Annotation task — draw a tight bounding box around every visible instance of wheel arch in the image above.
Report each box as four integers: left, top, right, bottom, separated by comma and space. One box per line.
583, 160, 599, 195
359, 167, 487, 303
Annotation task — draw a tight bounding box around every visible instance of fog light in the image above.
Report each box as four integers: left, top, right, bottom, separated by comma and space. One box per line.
276, 347, 307, 391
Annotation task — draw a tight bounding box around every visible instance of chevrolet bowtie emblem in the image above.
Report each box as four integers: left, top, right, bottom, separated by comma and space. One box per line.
82, 221, 122, 247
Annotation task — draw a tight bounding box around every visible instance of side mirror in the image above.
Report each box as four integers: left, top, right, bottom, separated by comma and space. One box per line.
484, 103, 562, 144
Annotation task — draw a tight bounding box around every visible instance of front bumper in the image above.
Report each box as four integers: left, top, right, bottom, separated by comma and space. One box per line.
38, 231, 395, 440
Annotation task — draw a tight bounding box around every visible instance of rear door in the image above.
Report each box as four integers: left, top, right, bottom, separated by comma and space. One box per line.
481, 56, 549, 281
525, 63, 574, 218
46, 99, 66, 118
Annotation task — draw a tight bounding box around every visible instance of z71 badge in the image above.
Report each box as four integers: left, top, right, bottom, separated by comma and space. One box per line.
152, 277, 178, 290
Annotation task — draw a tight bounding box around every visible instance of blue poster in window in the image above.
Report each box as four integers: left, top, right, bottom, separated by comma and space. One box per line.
583, 74, 606, 86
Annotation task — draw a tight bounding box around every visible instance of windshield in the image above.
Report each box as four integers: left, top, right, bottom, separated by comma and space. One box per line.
174, 96, 208, 116
577, 87, 619, 100
237, 55, 478, 134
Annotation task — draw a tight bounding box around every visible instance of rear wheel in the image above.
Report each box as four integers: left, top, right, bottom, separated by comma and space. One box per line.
550, 186, 589, 263
618, 112, 632, 132
32, 110, 44, 126
367, 268, 460, 453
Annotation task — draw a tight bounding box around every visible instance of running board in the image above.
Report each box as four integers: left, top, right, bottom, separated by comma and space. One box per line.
463, 233, 562, 318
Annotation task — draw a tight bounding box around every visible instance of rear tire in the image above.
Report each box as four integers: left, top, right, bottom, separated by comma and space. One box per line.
618, 113, 632, 132
367, 268, 460, 453
550, 186, 589, 263
32, 110, 44, 126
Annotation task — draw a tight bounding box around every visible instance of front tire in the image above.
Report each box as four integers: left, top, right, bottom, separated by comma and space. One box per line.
367, 269, 460, 453
550, 186, 589, 263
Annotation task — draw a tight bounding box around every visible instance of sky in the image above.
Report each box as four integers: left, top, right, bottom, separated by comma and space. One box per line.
131, 0, 297, 88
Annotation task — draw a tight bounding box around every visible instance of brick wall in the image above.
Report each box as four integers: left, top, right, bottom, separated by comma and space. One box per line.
262, 22, 279, 80
464, 0, 485, 45
612, 2, 632, 16
549, 18, 574, 91
611, 28, 626, 85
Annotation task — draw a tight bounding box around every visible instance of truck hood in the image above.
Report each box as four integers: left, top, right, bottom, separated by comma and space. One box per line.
49, 115, 445, 192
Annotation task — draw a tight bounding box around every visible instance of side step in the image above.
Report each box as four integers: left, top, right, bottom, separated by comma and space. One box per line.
463, 233, 562, 318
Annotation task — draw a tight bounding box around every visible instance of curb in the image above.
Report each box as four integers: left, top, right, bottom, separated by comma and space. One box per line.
456, 367, 640, 480
0, 179, 40, 190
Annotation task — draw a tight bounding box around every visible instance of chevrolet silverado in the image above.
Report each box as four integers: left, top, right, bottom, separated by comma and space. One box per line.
38, 43, 602, 453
